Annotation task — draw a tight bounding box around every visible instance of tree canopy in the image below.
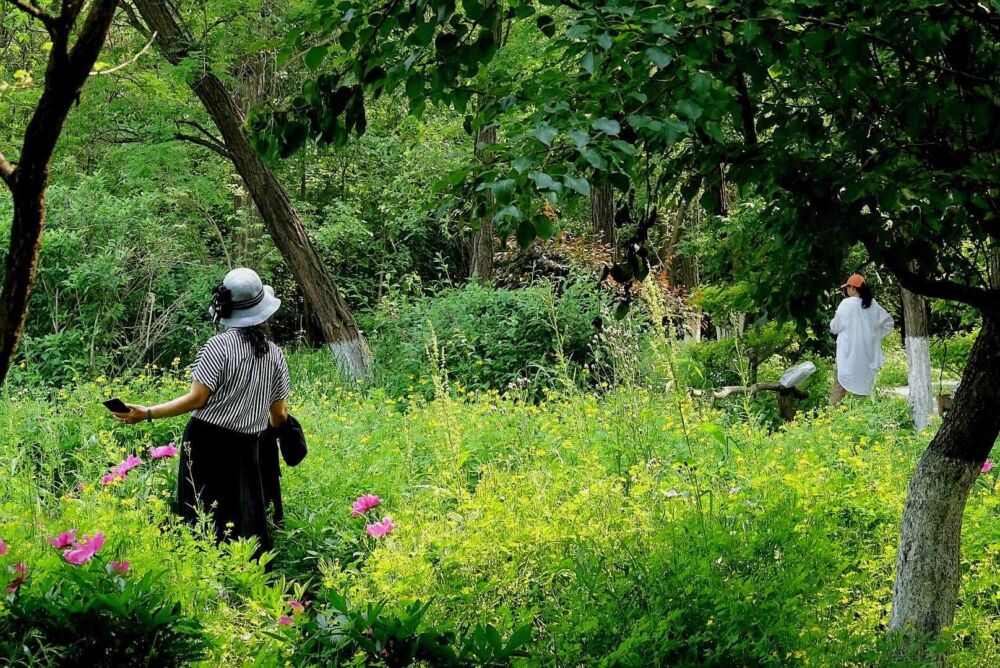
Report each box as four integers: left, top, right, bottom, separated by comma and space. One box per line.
262, 0, 1000, 319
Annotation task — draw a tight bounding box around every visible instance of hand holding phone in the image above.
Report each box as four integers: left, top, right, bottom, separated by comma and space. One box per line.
103, 398, 129, 413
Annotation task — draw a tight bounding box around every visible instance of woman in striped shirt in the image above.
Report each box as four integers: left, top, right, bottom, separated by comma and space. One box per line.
113, 268, 290, 554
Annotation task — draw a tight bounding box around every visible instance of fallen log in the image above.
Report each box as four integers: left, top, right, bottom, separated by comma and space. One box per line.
691, 381, 810, 421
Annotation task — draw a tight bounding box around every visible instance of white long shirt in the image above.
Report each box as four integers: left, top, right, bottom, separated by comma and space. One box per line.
830, 297, 894, 396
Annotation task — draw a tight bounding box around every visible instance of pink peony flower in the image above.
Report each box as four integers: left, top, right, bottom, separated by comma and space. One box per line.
5, 563, 27, 595
150, 443, 178, 459
108, 560, 130, 575
351, 494, 381, 517
0, 539, 7, 556
278, 615, 294, 626
113, 455, 143, 476
49, 529, 78, 549
982, 460, 994, 474
365, 516, 395, 538
102, 473, 123, 486
63, 533, 106, 566
289, 600, 307, 614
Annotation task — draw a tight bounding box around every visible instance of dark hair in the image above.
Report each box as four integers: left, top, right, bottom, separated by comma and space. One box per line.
239, 325, 271, 358
858, 284, 874, 309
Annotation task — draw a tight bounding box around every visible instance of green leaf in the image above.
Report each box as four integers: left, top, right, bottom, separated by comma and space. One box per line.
405, 74, 424, 100
536, 15, 556, 38
582, 51, 596, 74
535, 214, 555, 239
530, 171, 561, 191
503, 624, 534, 653
592, 118, 621, 136
597, 32, 613, 50
611, 140, 637, 156
568, 130, 590, 148
495, 204, 522, 221
511, 156, 532, 174
652, 22, 678, 37
516, 219, 537, 247
565, 22, 590, 40
563, 175, 591, 196
700, 423, 728, 447
490, 178, 516, 201
528, 126, 558, 146
676, 99, 703, 120
582, 148, 607, 170
691, 72, 712, 94
305, 46, 328, 70
646, 47, 672, 69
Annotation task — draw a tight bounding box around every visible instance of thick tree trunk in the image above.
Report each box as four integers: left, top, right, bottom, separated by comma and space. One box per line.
468, 122, 497, 283
667, 205, 702, 342
0, 191, 46, 383
591, 183, 615, 252
132, 0, 371, 378
889, 315, 1000, 642
0, 0, 119, 385
902, 287, 934, 430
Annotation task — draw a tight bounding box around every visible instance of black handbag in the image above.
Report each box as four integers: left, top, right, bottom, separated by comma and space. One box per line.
262, 415, 308, 466
275, 414, 307, 467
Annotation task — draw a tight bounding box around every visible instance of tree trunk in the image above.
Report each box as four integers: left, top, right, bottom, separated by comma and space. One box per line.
902, 287, 934, 430
668, 205, 702, 342
0, 0, 119, 386
591, 183, 615, 252
468, 124, 496, 283
131, 0, 371, 378
889, 314, 1000, 643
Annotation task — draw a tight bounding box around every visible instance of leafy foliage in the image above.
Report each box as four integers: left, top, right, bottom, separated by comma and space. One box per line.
0, 350, 997, 665
282, 590, 531, 666
266, 0, 1000, 318
0, 568, 210, 666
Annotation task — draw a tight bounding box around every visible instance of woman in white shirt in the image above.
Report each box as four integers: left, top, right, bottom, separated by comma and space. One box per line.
830, 274, 895, 405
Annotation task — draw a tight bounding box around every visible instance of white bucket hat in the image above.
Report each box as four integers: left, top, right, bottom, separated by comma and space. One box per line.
209, 268, 281, 328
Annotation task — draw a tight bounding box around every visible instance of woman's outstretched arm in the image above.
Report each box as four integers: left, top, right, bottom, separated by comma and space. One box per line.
112, 381, 212, 425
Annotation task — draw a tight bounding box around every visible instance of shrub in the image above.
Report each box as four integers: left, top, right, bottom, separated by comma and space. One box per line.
0, 568, 209, 666
363, 281, 605, 397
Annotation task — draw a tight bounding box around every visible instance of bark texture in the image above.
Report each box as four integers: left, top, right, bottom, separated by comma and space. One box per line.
468, 124, 497, 283
0, 0, 119, 385
902, 287, 934, 430
889, 315, 1000, 639
667, 204, 702, 342
591, 183, 615, 252
132, 0, 371, 378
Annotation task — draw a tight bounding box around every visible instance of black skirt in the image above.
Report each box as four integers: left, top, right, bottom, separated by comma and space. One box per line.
177, 417, 272, 555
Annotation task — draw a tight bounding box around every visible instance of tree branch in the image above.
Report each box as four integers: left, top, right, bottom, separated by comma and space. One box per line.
120, 0, 151, 37
90, 30, 156, 76
176, 119, 226, 147
860, 235, 1000, 312
691, 382, 808, 399
174, 133, 231, 158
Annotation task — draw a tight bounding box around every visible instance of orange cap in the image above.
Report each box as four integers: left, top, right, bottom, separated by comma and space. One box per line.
840, 274, 866, 289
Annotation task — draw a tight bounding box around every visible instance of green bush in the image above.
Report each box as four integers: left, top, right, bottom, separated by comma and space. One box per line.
0, 568, 209, 666
363, 281, 605, 397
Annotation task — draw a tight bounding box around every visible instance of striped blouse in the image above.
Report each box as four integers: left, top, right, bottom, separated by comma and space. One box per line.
190, 329, 290, 434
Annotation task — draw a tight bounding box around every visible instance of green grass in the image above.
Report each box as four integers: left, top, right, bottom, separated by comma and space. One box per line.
0, 353, 998, 665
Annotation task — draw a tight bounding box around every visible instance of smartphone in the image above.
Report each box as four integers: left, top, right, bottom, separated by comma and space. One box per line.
103, 398, 129, 413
